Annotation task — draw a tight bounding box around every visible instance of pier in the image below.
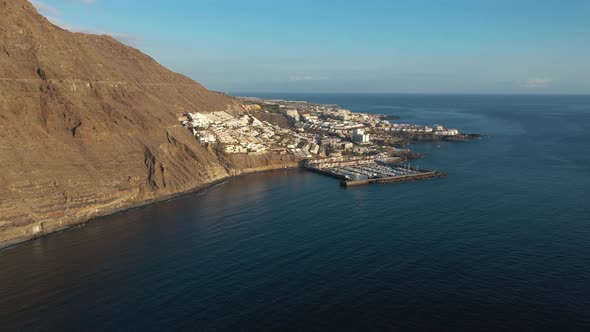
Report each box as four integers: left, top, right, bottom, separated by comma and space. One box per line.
304, 157, 447, 187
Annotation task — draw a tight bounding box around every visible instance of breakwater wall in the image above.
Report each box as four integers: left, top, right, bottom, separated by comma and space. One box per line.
341, 171, 447, 187
304, 159, 447, 188
303, 165, 348, 180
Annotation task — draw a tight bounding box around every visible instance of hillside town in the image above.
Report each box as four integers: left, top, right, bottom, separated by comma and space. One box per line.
179, 97, 474, 162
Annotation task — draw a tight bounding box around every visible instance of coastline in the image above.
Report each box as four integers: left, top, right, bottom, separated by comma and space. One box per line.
1, 94, 479, 251
0, 162, 301, 251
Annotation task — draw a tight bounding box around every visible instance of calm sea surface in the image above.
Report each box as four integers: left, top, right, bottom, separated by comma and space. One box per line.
1, 94, 590, 331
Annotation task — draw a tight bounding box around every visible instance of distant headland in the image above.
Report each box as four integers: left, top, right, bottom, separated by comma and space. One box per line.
180, 96, 478, 186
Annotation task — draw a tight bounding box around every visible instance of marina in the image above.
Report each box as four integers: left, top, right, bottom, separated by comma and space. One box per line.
303, 157, 447, 187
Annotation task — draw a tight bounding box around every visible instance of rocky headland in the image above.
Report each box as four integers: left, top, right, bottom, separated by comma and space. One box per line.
0, 0, 298, 248
0, 0, 478, 248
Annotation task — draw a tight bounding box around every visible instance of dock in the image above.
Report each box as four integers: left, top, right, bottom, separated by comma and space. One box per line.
303, 157, 447, 187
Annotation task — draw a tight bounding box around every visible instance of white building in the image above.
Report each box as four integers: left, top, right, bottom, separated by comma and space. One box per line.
187, 112, 210, 128
280, 109, 301, 122
352, 129, 370, 144
195, 130, 216, 143
342, 142, 354, 150
435, 129, 459, 136
224, 145, 247, 153
301, 114, 319, 123
330, 109, 352, 121
309, 143, 320, 155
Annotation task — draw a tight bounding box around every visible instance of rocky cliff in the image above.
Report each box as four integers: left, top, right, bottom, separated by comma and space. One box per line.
0, 0, 298, 248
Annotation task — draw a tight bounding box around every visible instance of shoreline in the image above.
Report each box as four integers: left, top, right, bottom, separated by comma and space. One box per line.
0, 162, 301, 251
1, 95, 479, 251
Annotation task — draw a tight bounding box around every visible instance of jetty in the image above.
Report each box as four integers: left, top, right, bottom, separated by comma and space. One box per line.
303, 156, 446, 187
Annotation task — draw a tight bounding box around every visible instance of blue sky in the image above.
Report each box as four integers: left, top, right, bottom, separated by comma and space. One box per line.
31, 0, 590, 94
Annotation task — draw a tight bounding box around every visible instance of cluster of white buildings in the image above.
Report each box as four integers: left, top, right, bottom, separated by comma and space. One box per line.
180, 111, 276, 154
180, 110, 323, 156
433, 125, 459, 136
180, 98, 462, 159
374, 123, 459, 136
298, 113, 366, 136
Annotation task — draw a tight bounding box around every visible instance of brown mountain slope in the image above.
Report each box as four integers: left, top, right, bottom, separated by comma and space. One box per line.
0, 0, 297, 247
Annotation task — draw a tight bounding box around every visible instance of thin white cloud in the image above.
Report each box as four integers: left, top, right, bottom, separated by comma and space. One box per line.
30, 0, 60, 16
30, 0, 142, 47
522, 78, 553, 89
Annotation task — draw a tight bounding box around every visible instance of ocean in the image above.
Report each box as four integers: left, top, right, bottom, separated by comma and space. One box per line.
1, 94, 589, 331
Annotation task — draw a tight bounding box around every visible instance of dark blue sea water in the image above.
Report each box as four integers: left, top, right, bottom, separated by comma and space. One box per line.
1, 94, 590, 331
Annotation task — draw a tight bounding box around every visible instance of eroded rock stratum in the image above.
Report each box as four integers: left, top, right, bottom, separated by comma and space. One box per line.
0, 0, 297, 247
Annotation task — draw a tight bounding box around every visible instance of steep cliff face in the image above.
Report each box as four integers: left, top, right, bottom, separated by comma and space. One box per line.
0, 0, 297, 247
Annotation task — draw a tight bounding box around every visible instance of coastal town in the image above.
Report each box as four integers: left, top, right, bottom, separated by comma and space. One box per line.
179, 97, 476, 185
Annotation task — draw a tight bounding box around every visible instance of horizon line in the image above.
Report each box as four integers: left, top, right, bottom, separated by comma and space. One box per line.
226, 91, 590, 97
